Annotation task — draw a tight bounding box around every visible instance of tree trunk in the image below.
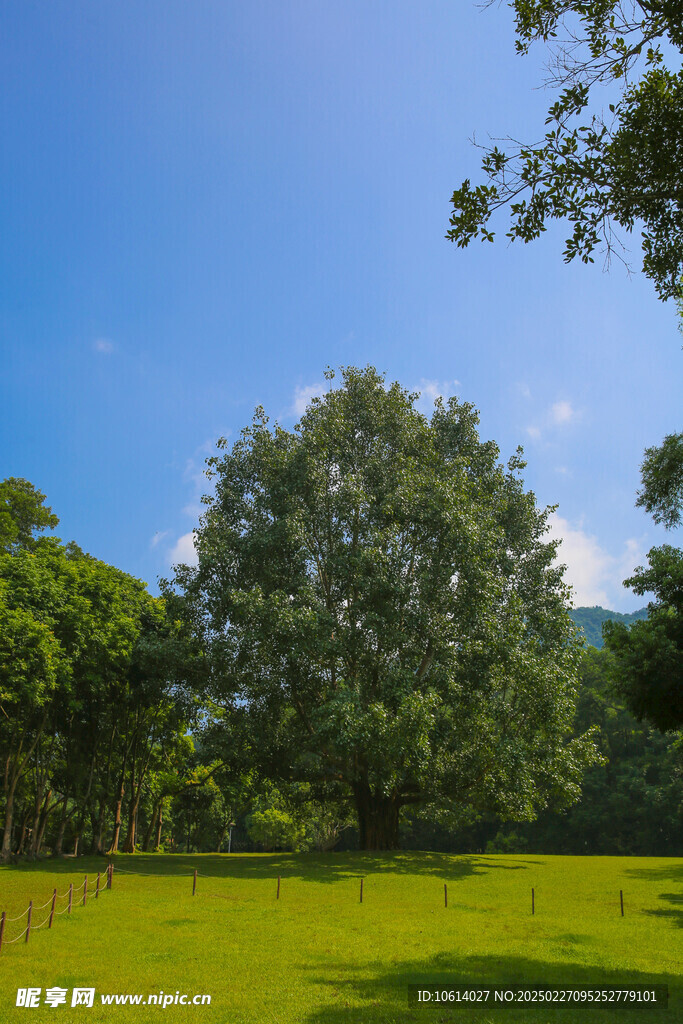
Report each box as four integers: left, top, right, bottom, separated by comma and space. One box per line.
31, 788, 52, 857
1, 716, 47, 862
110, 792, 123, 853
36, 792, 63, 856
109, 765, 127, 854
352, 782, 401, 850
28, 783, 49, 858
16, 806, 31, 856
122, 718, 159, 854
92, 797, 108, 855
122, 791, 141, 852
155, 804, 163, 850
53, 800, 69, 857
122, 754, 137, 853
143, 802, 161, 852
1, 785, 17, 862
217, 822, 228, 853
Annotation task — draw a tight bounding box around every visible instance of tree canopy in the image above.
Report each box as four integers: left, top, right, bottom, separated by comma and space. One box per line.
168, 366, 599, 850
448, 0, 683, 300
636, 432, 683, 529
604, 430, 683, 732
0, 478, 59, 553
0, 479, 200, 860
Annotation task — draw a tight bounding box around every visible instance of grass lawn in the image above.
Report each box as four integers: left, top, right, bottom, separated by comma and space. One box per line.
0, 852, 680, 1023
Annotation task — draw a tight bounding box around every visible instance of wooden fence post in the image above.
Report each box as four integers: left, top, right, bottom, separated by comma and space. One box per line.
83, 876, 87, 907
0, 911, 5, 954
360, 878, 363, 904
25, 901, 32, 943
444, 883, 448, 908
193, 869, 197, 896
108, 863, 113, 890
68, 883, 73, 915
96, 873, 100, 899
49, 889, 56, 928
620, 890, 624, 916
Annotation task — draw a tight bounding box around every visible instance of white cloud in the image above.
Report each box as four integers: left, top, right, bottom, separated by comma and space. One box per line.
546, 512, 645, 607
550, 400, 577, 426
184, 456, 207, 493
414, 378, 461, 413
182, 436, 223, 498
292, 383, 327, 418
93, 338, 114, 354
150, 530, 171, 549
618, 538, 644, 583
169, 531, 198, 567
525, 397, 581, 441
183, 501, 204, 519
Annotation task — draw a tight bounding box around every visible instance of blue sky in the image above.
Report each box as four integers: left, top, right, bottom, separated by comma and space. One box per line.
1, 0, 680, 611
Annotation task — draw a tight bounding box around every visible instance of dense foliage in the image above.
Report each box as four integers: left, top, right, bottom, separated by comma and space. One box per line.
0, 479, 200, 860
636, 432, 683, 529
2, 375, 680, 858
604, 428, 683, 733
400, 646, 682, 856
167, 366, 599, 850
0, 470, 678, 857
448, 1, 683, 300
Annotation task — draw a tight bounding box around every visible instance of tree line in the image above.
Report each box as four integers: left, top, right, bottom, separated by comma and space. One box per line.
0, 478, 206, 860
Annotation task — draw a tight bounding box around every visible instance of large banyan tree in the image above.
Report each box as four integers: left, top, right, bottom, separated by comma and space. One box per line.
169, 366, 598, 849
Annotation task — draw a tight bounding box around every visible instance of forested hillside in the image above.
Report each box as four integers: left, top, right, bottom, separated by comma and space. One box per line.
570, 606, 648, 648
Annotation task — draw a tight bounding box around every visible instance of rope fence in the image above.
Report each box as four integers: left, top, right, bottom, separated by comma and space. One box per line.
0, 864, 114, 954
4, 906, 30, 922
102, 864, 647, 924
0, 859, 656, 958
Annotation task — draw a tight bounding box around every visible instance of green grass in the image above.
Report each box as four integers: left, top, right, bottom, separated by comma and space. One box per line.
0, 853, 680, 1023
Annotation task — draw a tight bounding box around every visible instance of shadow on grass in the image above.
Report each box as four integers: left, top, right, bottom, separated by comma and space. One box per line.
0, 852, 536, 885
0, 856, 114, 878
624, 863, 683, 884
299, 951, 677, 1024
114, 852, 537, 883
623, 864, 683, 930
643, 892, 683, 929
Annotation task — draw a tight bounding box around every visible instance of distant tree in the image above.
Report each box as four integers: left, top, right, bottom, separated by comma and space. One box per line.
247, 807, 304, 853
604, 545, 683, 731
605, 419, 683, 732
402, 644, 682, 856
0, 583, 66, 860
169, 366, 599, 850
502, 645, 681, 855
0, 480, 197, 859
637, 432, 683, 529
448, 1, 683, 301
0, 478, 59, 553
